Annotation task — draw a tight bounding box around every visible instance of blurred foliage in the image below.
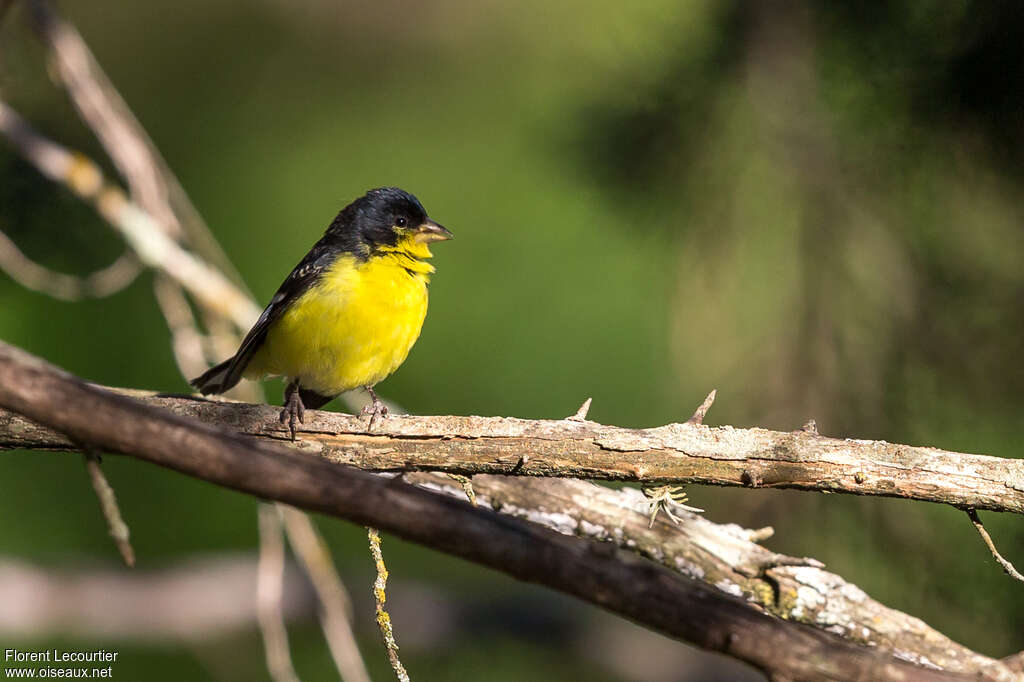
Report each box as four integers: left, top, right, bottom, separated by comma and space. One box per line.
1, 0, 1023, 679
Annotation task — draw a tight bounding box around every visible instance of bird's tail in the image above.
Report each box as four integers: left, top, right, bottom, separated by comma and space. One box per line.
190, 357, 240, 395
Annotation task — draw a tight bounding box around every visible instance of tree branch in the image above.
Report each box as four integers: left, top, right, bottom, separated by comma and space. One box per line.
0, 340, 994, 681
403, 472, 1011, 679
3, 385, 1022, 516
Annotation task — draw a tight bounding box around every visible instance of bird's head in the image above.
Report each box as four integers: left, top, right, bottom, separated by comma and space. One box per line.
328, 187, 452, 259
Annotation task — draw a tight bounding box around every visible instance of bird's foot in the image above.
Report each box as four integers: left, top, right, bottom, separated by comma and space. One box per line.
279, 381, 305, 441
360, 386, 389, 431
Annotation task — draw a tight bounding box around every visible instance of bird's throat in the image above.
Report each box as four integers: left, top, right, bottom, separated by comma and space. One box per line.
375, 234, 436, 275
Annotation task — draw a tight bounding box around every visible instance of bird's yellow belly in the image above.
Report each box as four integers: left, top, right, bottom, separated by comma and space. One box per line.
246, 254, 429, 396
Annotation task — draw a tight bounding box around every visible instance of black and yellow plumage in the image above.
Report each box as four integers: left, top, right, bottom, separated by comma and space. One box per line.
191, 187, 452, 438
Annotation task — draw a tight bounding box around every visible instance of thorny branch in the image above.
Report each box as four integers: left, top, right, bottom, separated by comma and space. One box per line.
4, 387, 1021, 516
0, 339, 992, 682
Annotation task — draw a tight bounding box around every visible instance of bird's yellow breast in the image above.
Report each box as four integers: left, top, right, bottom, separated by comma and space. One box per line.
246, 245, 432, 396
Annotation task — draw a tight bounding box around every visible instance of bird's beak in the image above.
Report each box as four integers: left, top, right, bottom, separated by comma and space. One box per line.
414, 218, 454, 243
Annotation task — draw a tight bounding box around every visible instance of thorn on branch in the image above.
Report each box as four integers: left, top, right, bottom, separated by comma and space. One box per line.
642, 485, 704, 527
567, 397, 592, 421
367, 527, 410, 682
966, 508, 1024, 584
83, 449, 134, 567
686, 389, 717, 425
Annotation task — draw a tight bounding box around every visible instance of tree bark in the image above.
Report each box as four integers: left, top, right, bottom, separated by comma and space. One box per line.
4, 384, 1023, 515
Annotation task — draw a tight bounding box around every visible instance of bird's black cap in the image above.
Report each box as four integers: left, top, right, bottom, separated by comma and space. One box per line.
327, 187, 447, 250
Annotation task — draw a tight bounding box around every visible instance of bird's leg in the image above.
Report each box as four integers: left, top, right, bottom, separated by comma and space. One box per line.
279, 380, 305, 441
360, 385, 389, 431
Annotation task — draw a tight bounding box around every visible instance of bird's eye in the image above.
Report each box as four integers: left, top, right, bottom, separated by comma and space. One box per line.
395, 217, 408, 227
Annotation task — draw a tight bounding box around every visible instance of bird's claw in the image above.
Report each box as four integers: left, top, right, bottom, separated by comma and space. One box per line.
360, 398, 389, 431
280, 384, 305, 441
360, 386, 389, 431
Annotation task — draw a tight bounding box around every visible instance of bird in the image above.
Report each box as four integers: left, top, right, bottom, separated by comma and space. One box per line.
190, 187, 452, 439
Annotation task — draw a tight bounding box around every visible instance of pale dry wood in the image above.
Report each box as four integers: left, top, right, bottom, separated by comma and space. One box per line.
404, 473, 1016, 681
3, 389, 1022, 515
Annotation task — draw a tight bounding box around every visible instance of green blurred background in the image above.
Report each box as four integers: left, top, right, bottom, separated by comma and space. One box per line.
1, 0, 1023, 679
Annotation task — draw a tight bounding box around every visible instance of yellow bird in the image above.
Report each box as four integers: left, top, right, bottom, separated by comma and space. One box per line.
191, 187, 452, 438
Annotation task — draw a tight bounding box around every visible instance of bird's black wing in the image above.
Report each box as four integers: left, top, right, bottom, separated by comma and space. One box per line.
199, 240, 338, 393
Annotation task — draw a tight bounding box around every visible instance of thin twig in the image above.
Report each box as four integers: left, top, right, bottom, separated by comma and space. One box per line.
447, 473, 477, 506
966, 508, 1024, 584
257, 504, 301, 682
281, 505, 371, 682
0, 228, 141, 300
82, 449, 134, 567
367, 528, 410, 682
